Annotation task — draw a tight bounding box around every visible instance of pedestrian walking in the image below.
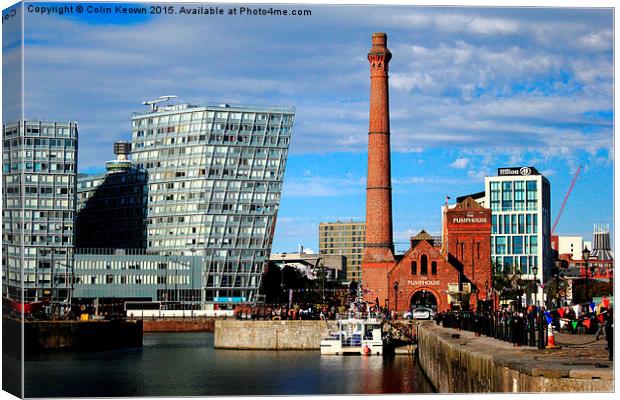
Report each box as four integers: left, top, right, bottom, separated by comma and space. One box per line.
595, 306, 608, 340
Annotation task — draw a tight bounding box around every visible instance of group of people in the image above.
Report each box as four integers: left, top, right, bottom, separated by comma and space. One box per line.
435, 308, 541, 347
547, 302, 613, 338
234, 292, 392, 321
235, 303, 338, 320
435, 301, 614, 361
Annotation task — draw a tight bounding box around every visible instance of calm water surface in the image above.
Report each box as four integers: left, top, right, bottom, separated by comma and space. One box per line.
25, 332, 434, 397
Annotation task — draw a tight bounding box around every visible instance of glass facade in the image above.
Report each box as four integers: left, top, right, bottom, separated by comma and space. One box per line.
2, 120, 78, 302
486, 174, 551, 290
72, 249, 202, 303
130, 103, 294, 303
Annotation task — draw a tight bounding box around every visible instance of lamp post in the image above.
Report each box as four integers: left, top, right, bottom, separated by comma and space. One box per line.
560, 273, 567, 307
515, 267, 523, 310
393, 281, 399, 317
484, 280, 489, 311
582, 247, 591, 303
531, 265, 539, 307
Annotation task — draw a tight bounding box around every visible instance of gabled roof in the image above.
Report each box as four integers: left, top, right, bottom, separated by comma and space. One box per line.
413, 229, 433, 241
452, 196, 485, 210
456, 191, 485, 203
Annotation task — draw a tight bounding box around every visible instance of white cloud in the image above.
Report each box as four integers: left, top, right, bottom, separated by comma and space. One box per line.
450, 157, 469, 169
16, 6, 613, 173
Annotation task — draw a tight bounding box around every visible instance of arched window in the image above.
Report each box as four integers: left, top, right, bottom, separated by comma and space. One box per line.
431, 261, 437, 275
420, 254, 428, 275
411, 261, 417, 275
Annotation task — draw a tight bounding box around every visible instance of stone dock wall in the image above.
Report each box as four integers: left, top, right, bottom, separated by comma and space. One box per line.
142, 318, 215, 332
214, 320, 336, 350
22, 319, 143, 352
416, 322, 613, 393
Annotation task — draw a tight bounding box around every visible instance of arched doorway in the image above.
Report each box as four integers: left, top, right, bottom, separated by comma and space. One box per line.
410, 289, 438, 311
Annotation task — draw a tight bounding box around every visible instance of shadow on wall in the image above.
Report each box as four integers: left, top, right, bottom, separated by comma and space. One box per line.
76, 168, 148, 249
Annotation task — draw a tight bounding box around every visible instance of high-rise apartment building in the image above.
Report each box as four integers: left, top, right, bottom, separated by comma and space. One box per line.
2, 120, 78, 303
318, 221, 365, 282
485, 167, 551, 304
129, 101, 294, 303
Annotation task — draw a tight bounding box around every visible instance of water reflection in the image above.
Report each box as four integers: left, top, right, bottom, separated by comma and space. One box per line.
25, 332, 434, 397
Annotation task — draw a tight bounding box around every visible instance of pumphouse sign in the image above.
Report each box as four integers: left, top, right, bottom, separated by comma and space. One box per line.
450, 211, 489, 224
497, 166, 539, 176
451, 216, 488, 224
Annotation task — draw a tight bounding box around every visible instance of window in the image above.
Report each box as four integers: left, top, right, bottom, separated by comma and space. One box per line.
410, 261, 417, 275
496, 236, 507, 255
526, 181, 537, 210
420, 254, 428, 275
512, 236, 524, 254
431, 261, 437, 275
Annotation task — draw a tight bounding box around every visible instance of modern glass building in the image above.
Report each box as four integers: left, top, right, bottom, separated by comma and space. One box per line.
2, 120, 78, 303
129, 100, 294, 304
318, 221, 366, 282
76, 142, 148, 250
485, 167, 551, 305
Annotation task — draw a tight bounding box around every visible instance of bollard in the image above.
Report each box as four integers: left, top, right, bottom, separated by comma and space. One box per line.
546, 323, 560, 349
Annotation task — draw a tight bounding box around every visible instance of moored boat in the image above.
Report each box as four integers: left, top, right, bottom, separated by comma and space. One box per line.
320, 313, 384, 355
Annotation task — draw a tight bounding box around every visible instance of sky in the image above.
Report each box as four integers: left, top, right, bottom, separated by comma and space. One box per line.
1, 1, 614, 253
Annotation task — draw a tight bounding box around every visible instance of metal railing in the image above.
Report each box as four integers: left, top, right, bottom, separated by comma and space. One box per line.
437, 310, 548, 349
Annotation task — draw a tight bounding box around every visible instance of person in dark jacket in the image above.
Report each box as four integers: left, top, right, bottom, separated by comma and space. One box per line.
605, 307, 613, 361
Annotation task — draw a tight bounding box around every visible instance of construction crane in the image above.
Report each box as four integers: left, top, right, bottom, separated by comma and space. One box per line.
551, 166, 582, 235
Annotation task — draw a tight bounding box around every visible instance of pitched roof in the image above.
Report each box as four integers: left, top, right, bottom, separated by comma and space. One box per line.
453, 196, 485, 210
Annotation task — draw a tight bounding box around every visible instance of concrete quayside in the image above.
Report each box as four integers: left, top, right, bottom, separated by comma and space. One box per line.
415, 321, 613, 392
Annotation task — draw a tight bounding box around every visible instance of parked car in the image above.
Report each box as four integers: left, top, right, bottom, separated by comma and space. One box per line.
408, 307, 435, 320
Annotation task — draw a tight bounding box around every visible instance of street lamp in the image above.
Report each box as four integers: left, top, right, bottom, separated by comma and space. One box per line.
484, 279, 489, 302
559, 272, 567, 307
531, 265, 539, 307
393, 281, 399, 316
582, 247, 591, 303
515, 266, 523, 310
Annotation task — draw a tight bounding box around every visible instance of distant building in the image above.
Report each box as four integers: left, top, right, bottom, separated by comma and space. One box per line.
591, 223, 613, 261
269, 249, 346, 281
72, 249, 202, 304
2, 120, 78, 303
551, 235, 584, 261
319, 221, 365, 282
484, 167, 551, 305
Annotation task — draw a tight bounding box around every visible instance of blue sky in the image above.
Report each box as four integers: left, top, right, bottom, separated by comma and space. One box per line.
2, 1, 614, 253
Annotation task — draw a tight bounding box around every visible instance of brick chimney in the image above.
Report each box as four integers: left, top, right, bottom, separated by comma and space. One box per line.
363, 32, 395, 264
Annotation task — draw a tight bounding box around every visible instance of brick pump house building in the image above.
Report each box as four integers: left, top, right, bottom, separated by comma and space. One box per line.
361, 33, 492, 313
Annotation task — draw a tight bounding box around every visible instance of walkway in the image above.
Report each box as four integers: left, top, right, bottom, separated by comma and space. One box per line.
419, 322, 613, 385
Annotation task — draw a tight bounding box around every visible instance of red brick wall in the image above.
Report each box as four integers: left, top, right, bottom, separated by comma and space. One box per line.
445, 207, 492, 308
388, 241, 460, 312
362, 261, 393, 306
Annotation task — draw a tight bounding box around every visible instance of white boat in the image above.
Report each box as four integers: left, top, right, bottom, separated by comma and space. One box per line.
320, 314, 384, 355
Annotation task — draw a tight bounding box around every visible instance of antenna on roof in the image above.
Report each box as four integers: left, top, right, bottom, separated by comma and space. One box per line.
142, 95, 178, 112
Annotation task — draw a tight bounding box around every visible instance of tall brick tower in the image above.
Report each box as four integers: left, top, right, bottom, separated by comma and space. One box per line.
362, 33, 395, 305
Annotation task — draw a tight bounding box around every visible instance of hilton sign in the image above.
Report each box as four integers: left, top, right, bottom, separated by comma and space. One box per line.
498, 166, 539, 176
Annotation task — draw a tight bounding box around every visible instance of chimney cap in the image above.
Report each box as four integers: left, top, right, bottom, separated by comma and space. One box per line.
372, 32, 388, 45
